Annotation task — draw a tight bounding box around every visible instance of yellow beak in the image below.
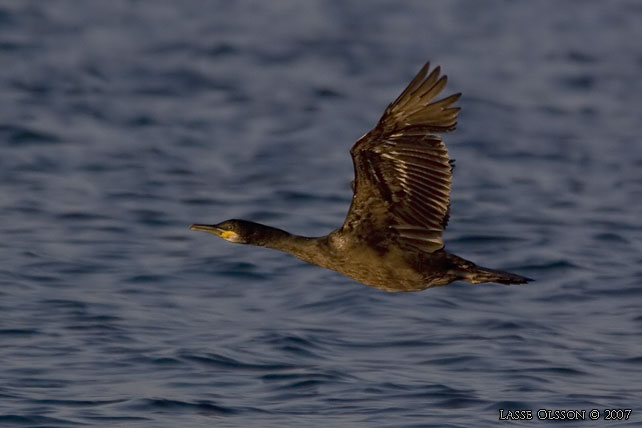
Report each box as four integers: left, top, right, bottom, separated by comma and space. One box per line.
189, 224, 221, 234
189, 224, 240, 242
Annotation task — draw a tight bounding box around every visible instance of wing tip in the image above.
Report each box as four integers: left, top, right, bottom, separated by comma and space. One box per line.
383, 62, 461, 132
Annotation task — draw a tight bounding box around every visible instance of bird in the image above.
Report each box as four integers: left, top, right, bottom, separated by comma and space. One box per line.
190, 62, 531, 292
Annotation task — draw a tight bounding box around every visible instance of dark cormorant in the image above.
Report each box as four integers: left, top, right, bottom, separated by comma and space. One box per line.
190, 63, 531, 292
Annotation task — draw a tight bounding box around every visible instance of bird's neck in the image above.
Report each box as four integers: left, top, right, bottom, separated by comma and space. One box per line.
251, 224, 326, 267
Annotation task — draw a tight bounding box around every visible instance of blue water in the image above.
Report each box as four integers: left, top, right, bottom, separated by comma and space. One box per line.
1, 1, 641, 427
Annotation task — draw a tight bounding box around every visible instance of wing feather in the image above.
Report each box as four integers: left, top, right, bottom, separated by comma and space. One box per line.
343, 62, 461, 252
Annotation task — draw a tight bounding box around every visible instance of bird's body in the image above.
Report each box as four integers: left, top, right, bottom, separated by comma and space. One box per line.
190, 63, 531, 292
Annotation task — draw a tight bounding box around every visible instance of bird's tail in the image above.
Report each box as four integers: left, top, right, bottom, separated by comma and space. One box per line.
465, 265, 531, 285
446, 253, 532, 285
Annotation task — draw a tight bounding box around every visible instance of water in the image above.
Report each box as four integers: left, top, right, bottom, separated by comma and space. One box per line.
1, 1, 641, 426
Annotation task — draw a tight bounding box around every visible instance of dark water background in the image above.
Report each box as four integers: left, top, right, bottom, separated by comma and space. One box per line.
1, 1, 641, 427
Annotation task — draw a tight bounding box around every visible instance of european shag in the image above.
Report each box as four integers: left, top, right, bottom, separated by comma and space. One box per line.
190, 63, 531, 292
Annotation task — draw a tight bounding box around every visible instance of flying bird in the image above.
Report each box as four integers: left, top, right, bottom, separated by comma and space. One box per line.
190, 62, 531, 291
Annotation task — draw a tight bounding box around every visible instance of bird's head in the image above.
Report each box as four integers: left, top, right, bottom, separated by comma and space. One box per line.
189, 219, 284, 246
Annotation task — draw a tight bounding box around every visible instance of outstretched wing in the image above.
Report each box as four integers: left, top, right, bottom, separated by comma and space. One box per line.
342, 63, 460, 253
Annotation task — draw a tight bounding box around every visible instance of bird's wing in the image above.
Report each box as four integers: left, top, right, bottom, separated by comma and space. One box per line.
343, 63, 460, 253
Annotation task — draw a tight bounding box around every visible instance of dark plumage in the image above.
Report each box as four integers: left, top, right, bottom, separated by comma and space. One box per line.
190, 63, 531, 292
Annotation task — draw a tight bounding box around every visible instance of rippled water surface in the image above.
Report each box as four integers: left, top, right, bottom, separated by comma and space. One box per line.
1, 1, 641, 427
